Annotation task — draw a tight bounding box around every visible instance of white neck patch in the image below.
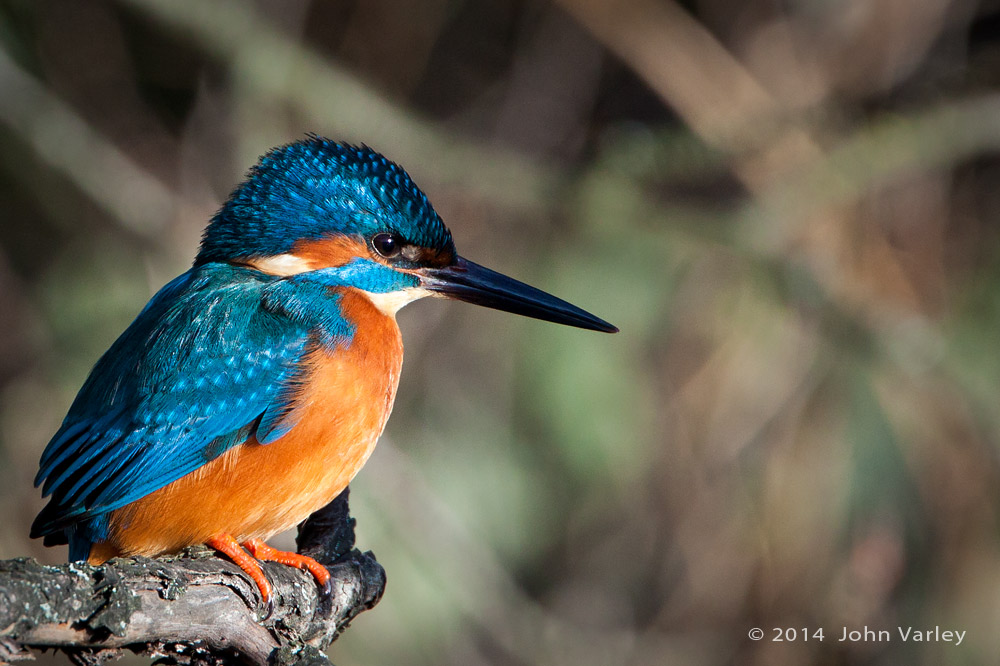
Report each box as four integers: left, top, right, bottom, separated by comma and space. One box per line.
248, 253, 315, 276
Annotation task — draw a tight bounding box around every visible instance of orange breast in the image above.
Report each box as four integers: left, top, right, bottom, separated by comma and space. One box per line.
92, 288, 403, 562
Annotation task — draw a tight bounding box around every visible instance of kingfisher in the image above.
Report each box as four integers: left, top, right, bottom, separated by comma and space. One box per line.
31, 137, 616, 613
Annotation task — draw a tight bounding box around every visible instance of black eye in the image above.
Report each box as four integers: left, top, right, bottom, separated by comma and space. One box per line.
372, 233, 401, 258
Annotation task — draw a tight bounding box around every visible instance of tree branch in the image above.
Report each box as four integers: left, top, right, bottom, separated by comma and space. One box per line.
0, 489, 385, 666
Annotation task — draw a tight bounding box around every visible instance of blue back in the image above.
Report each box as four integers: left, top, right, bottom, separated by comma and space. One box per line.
32, 264, 354, 555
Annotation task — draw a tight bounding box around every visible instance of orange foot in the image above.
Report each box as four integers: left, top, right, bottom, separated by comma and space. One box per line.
243, 538, 333, 602
207, 535, 334, 620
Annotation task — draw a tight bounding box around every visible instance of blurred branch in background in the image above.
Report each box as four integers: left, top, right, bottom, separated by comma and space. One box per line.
0, 47, 176, 240
1, 0, 1000, 665
119, 0, 564, 214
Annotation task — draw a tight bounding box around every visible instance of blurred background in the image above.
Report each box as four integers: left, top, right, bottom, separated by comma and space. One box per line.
2, 0, 1000, 664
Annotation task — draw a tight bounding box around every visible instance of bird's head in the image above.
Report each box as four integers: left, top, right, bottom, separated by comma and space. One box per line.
197, 137, 616, 332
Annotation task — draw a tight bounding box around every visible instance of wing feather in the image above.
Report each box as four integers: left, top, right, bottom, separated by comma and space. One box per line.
31, 263, 324, 538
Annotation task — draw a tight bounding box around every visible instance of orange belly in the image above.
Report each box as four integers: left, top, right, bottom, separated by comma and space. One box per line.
89, 289, 402, 563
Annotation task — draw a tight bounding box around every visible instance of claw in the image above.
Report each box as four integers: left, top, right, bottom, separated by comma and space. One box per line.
261, 594, 275, 621
318, 572, 334, 602
316, 571, 334, 617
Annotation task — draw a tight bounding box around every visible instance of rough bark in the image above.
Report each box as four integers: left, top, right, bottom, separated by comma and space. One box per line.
0, 489, 384, 666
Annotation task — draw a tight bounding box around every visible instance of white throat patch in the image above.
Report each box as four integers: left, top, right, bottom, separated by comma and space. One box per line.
364, 288, 431, 316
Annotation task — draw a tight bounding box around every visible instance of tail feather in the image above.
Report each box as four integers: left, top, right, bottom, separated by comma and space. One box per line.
67, 527, 94, 562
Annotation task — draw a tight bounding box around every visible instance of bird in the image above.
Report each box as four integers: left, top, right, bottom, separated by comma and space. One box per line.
30, 136, 617, 613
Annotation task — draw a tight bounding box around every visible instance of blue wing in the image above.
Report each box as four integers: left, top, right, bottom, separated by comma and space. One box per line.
31, 262, 351, 553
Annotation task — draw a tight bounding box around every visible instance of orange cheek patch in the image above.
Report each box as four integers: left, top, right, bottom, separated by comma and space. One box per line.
291, 236, 370, 269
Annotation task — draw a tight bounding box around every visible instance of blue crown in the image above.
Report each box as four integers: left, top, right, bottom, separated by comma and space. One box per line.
197, 137, 454, 264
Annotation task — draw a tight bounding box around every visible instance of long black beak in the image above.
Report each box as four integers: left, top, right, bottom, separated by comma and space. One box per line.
421, 257, 618, 333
